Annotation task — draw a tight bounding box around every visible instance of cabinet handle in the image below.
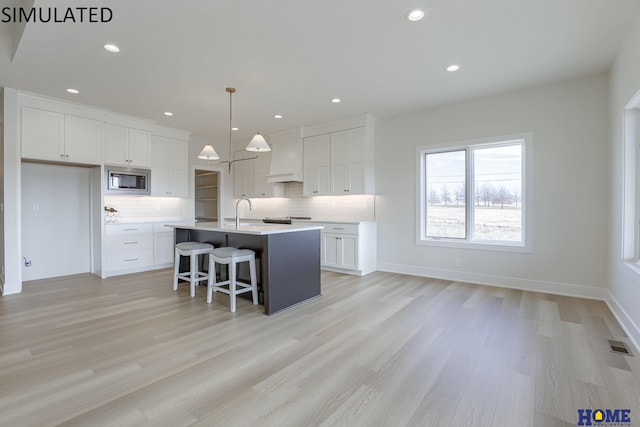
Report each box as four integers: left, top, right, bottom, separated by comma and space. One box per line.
333, 227, 345, 230
123, 228, 138, 231
65, 154, 69, 158
124, 241, 138, 245
124, 258, 139, 262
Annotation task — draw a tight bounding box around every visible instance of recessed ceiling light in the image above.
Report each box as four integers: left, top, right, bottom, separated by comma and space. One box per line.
163, 111, 174, 117
447, 64, 460, 72
406, 8, 425, 22
274, 114, 283, 119
104, 44, 120, 53
331, 98, 341, 104
66, 88, 79, 94
232, 127, 239, 131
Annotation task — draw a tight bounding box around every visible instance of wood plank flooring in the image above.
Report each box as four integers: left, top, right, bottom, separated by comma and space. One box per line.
0, 270, 638, 426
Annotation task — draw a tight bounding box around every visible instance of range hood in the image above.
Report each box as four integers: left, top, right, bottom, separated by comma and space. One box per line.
266, 127, 303, 183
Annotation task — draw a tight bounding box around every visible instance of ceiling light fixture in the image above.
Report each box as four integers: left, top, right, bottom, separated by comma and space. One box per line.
331, 98, 341, 104
232, 127, 239, 131
447, 64, 460, 72
406, 8, 425, 22
163, 111, 174, 116
274, 114, 283, 119
104, 44, 120, 53
66, 88, 79, 94
198, 87, 271, 173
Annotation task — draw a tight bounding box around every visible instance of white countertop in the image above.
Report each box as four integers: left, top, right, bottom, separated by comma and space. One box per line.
165, 221, 324, 235
227, 217, 375, 225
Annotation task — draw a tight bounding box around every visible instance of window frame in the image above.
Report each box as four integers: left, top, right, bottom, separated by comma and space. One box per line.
416, 133, 533, 253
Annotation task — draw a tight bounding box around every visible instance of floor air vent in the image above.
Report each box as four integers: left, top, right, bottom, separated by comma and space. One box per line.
608, 340, 633, 356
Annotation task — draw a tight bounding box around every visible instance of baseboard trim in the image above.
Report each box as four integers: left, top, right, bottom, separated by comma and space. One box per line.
377, 262, 606, 300
604, 290, 640, 356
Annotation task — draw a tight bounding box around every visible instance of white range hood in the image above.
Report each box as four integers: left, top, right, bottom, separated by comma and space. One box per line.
266, 127, 303, 183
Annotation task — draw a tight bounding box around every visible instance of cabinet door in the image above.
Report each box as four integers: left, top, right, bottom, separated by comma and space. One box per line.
154, 232, 175, 265
233, 151, 255, 198
21, 107, 64, 161
303, 134, 331, 196
322, 234, 341, 267
127, 129, 152, 167
150, 136, 169, 196
330, 130, 349, 194
64, 115, 102, 164
346, 127, 365, 194
103, 123, 128, 165
165, 138, 188, 197
340, 235, 358, 270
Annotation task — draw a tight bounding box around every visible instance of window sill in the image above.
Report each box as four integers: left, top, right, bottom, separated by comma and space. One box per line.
416, 237, 532, 253
623, 259, 640, 275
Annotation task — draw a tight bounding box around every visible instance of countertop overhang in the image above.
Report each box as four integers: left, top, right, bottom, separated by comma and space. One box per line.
165, 221, 323, 235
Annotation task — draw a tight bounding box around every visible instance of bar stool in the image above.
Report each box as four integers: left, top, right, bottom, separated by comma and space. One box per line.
173, 242, 214, 297
207, 247, 258, 312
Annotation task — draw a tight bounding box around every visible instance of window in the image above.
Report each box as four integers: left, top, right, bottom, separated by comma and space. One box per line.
417, 134, 531, 251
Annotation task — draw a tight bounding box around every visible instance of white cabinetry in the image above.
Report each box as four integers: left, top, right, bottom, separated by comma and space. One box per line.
105, 223, 154, 272
153, 223, 174, 265
303, 134, 331, 196
302, 115, 374, 196
298, 221, 376, 276
21, 107, 102, 165
103, 124, 152, 167
151, 135, 188, 197
234, 151, 283, 198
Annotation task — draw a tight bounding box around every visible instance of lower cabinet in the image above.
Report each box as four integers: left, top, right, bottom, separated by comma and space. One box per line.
297, 221, 376, 276
153, 223, 175, 265
105, 222, 175, 276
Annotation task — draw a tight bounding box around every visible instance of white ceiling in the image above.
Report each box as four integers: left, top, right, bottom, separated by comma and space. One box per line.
1, 0, 639, 143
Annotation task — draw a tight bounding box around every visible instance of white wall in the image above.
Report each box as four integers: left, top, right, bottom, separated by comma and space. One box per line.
21, 163, 92, 281
1, 88, 20, 295
608, 17, 640, 349
375, 73, 610, 298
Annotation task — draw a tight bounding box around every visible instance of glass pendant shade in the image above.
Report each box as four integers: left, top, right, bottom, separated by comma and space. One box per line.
198, 144, 220, 160
246, 133, 271, 152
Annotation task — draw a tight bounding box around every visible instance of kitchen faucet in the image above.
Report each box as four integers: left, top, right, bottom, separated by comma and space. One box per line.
235, 196, 253, 229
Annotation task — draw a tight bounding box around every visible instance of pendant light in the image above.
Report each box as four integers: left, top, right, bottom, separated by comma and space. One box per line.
198, 87, 271, 173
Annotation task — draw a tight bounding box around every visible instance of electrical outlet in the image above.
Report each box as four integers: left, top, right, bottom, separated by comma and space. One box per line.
454, 257, 461, 268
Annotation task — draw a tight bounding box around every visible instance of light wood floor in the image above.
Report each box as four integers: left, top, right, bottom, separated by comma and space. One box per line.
1, 270, 639, 426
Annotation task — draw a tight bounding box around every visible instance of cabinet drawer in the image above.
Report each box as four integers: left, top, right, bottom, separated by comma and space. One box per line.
106, 223, 153, 236
106, 250, 154, 271
323, 223, 359, 234
106, 234, 153, 252
153, 223, 174, 234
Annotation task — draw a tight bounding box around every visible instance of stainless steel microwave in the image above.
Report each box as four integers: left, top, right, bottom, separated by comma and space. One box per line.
105, 167, 151, 195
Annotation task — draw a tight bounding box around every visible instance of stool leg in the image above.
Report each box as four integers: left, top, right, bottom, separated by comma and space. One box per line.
190, 253, 197, 297
207, 255, 214, 304
173, 249, 180, 291
230, 260, 237, 313
249, 258, 258, 305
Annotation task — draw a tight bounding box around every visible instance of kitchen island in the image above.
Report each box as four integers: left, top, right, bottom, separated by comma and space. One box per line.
165, 221, 323, 315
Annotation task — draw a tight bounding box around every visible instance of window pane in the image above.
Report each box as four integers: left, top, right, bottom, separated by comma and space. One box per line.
425, 150, 466, 238
473, 143, 522, 242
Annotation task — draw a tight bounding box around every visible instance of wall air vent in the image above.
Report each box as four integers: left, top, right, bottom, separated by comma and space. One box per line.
608, 339, 633, 356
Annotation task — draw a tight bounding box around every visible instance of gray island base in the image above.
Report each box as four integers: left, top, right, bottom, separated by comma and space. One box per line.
166, 222, 323, 315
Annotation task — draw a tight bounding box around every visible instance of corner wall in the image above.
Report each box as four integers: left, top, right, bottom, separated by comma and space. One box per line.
2, 88, 21, 295
375, 73, 610, 299
608, 17, 640, 350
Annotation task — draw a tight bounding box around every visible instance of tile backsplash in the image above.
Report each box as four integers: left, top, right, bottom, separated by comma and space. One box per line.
104, 196, 188, 223
240, 183, 376, 221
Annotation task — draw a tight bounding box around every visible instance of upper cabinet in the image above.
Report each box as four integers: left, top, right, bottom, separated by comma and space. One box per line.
302, 115, 375, 196
21, 107, 102, 165
103, 124, 152, 167
233, 150, 284, 198
150, 135, 188, 197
